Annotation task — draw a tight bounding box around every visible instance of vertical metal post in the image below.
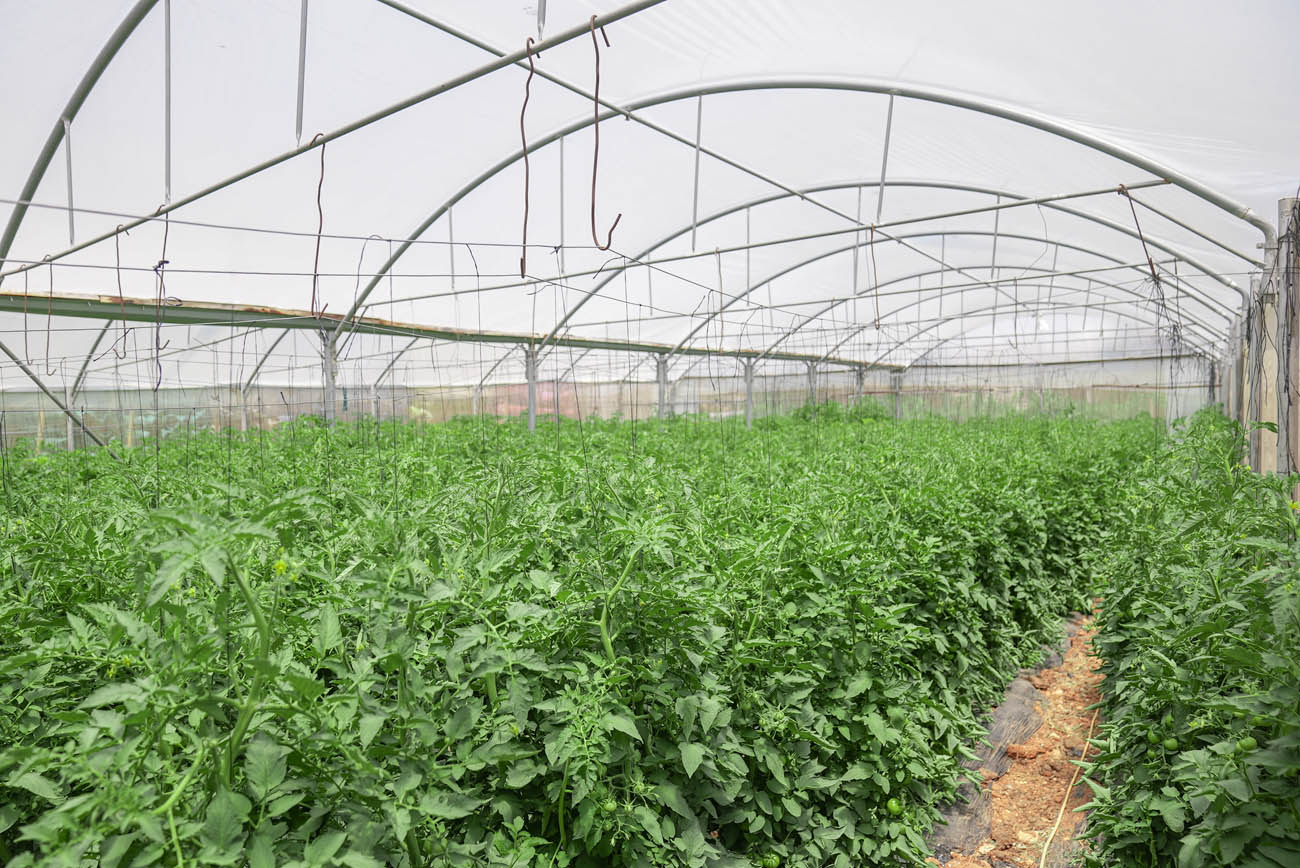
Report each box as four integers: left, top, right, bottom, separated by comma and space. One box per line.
163, 0, 172, 201
62, 119, 75, 243
805, 361, 817, 405
525, 346, 538, 432
321, 330, 337, 425
656, 353, 668, 420
689, 95, 703, 251
890, 371, 902, 419
854, 367, 864, 405
875, 94, 895, 222
295, 0, 309, 142
372, 388, 381, 421
743, 358, 755, 429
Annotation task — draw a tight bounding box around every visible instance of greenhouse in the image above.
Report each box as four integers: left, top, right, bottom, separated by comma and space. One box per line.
1, 1, 1298, 866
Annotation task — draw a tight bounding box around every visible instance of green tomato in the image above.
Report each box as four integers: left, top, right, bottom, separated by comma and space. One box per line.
886, 798, 903, 816
1161, 712, 1173, 728
1162, 737, 1180, 752
760, 854, 780, 868
600, 798, 617, 815
1146, 730, 1162, 745
1146, 747, 1159, 760
1237, 736, 1258, 752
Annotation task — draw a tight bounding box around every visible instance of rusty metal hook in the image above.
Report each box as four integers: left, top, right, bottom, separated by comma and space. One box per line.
589, 15, 620, 251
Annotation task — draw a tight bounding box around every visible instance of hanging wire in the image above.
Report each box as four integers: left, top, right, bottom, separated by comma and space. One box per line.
519, 37, 537, 278
588, 15, 620, 251
309, 133, 327, 318
153, 212, 171, 390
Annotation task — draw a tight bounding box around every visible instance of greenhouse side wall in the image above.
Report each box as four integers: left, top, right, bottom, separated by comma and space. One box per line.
0, 356, 1214, 450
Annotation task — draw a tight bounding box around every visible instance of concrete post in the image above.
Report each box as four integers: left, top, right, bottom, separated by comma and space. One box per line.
525, 346, 538, 433
743, 359, 755, 429
656, 353, 668, 420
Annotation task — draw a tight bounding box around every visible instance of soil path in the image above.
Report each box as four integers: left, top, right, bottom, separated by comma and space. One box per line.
928, 615, 1102, 868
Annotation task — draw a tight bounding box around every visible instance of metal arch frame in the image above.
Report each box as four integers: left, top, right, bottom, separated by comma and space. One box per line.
517, 254, 1219, 390
895, 304, 1203, 373
339, 77, 1271, 341
679, 230, 1226, 361
751, 232, 1225, 362
534, 180, 1244, 363
865, 296, 1204, 372
0, 0, 162, 278
371, 177, 1246, 314
666, 294, 1195, 388
0, 0, 667, 286
814, 262, 1218, 366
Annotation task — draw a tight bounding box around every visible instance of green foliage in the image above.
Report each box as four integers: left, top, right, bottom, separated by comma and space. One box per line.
0, 412, 1155, 867
1084, 409, 1300, 867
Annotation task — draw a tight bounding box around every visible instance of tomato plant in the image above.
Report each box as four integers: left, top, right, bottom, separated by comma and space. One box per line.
1084, 409, 1300, 868
0, 411, 1156, 866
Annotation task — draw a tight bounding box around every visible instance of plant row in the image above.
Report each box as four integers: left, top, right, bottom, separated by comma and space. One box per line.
1, 410, 1156, 867
1084, 410, 1300, 867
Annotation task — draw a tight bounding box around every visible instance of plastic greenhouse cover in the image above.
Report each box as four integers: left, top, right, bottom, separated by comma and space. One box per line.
0, 0, 1297, 389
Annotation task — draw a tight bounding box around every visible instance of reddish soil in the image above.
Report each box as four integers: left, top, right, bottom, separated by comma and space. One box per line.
929, 618, 1102, 868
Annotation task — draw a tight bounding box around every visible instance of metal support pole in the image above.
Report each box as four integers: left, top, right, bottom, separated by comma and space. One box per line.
295, 0, 309, 142
525, 346, 538, 432
875, 94, 894, 222
62, 119, 76, 244
689, 96, 703, 251
321, 330, 337, 425
890, 371, 902, 419
656, 353, 668, 420
805, 361, 817, 405
163, 0, 172, 201
743, 359, 755, 429
854, 367, 864, 405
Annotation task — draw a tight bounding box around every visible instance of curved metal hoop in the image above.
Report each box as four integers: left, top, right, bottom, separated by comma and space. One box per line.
339, 78, 1270, 340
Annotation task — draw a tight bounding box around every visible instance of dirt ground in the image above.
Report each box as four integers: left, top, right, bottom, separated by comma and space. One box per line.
929, 616, 1102, 868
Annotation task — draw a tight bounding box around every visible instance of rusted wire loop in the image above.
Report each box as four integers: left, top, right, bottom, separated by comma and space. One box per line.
520, 37, 537, 279
589, 15, 621, 251
309, 133, 327, 319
